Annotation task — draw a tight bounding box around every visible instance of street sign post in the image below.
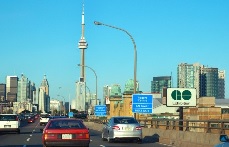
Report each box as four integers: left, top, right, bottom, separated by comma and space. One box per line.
94, 105, 107, 116
132, 94, 153, 113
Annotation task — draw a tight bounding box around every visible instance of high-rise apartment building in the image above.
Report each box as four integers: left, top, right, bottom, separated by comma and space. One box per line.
218, 70, 225, 99
6, 76, 18, 102
177, 63, 223, 99
151, 76, 171, 94
177, 63, 202, 98
200, 67, 219, 99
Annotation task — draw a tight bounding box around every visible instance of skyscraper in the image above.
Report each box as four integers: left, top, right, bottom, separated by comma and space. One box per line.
6, 76, 18, 102
177, 63, 202, 98
218, 70, 225, 99
0, 84, 6, 101
151, 76, 171, 94
17, 74, 28, 103
38, 75, 50, 113
200, 67, 219, 99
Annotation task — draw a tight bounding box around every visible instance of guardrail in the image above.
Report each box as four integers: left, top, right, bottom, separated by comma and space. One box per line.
85, 118, 229, 134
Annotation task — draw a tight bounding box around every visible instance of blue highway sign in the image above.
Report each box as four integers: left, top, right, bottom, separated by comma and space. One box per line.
132, 94, 153, 114
68, 112, 73, 118
94, 105, 107, 116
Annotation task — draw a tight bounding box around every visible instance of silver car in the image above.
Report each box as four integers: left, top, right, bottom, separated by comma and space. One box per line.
101, 116, 142, 143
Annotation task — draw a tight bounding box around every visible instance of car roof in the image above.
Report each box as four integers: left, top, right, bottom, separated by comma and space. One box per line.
0, 114, 18, 115
111, 116, 135, 118
49, 118, 80, 121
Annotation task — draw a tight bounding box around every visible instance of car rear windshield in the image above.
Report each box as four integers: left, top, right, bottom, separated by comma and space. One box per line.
114, 117, 138, 124
40, 114, 49, 118
0, 115, 17, 121
48, 120, 86, 129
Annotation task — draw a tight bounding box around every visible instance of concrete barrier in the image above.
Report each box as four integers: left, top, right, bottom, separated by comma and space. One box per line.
84, 122, 221, 147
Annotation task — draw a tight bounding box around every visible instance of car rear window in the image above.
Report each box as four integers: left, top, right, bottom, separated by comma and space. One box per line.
48, 120, 86, 129
0, 115, 17, 121
40, 114, 49, 118
114, 117, 138, 124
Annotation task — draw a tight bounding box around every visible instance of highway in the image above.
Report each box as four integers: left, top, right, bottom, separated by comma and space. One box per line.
0, 119, 170, 147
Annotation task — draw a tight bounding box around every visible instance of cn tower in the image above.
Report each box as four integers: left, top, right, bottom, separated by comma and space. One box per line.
78, 3, 88, 82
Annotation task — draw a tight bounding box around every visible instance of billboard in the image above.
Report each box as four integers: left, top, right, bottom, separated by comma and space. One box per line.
166, 88, 196, 107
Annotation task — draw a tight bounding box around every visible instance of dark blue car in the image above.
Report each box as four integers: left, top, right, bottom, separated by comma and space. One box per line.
214, 134, 229, 147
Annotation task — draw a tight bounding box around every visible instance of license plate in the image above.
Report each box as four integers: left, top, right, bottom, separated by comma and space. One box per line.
125, 127, 131, 130
4, 125, 11, 128
62, 134, 72, 139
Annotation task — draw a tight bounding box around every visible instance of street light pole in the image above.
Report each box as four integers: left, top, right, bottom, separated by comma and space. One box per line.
94, 21, 137, 117
77, 64, 98, 105
94, 21, 137, 94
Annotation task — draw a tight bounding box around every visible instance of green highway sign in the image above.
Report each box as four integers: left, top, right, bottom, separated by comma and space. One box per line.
167, 88, 196, 107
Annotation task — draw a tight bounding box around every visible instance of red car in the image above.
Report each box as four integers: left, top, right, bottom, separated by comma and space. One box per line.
27, 116, 35, 123
41, 118, 90, 147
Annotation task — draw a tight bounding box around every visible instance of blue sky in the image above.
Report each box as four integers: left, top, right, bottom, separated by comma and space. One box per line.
0, 0, 229, 102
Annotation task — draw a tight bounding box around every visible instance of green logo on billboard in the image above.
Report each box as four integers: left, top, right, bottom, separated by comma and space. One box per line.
171, 90, 192, 100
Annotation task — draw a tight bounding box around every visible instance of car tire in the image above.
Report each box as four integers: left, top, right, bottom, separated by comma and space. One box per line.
17, 129, 20, 134
101, 133, 106, 141
137, 139, 142, 144
107, 137, 113, 143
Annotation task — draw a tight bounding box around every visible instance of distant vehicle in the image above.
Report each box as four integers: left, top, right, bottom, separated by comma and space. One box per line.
27, 115, 35, 123
0, 114, 21, 134
214, 134, 229, 147
74, 111, 88, 119
49, 116, 67, 120
101, 116, 142, 143
41, 118, 90, 147
40, 113, 50, 126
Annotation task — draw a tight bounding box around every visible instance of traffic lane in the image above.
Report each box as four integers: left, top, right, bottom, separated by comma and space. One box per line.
22, 120, 43, 145
0, 124, 169, 147
0, 119, 41, 147
89, 129, 169, 147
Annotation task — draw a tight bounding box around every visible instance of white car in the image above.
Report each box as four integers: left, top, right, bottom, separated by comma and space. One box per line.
40, 113, 50, 126
0, 114, 21, 134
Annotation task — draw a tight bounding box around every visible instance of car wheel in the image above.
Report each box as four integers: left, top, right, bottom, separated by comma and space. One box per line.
107, 137, 113, 143
137, 139, 142, 144
17, 129, 20, 134
101, 132, 106, 141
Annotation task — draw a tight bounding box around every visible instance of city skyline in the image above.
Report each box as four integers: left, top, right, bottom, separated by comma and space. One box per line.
0, 0, 229, 100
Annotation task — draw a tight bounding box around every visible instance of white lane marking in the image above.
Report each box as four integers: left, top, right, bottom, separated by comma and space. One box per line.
100, 145, 106, 147
27, 138, 30, 142
30, 134, 32, 136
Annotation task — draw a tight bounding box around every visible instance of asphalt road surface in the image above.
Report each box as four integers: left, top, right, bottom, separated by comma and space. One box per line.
0, 119, 170, 147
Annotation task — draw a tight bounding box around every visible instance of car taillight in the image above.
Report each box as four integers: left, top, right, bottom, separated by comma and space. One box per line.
76, 133, 90, 139
135, 126, 142, 130
112, 125, 120, 130
44, 133, 57, 140
15, 117, 19, 121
